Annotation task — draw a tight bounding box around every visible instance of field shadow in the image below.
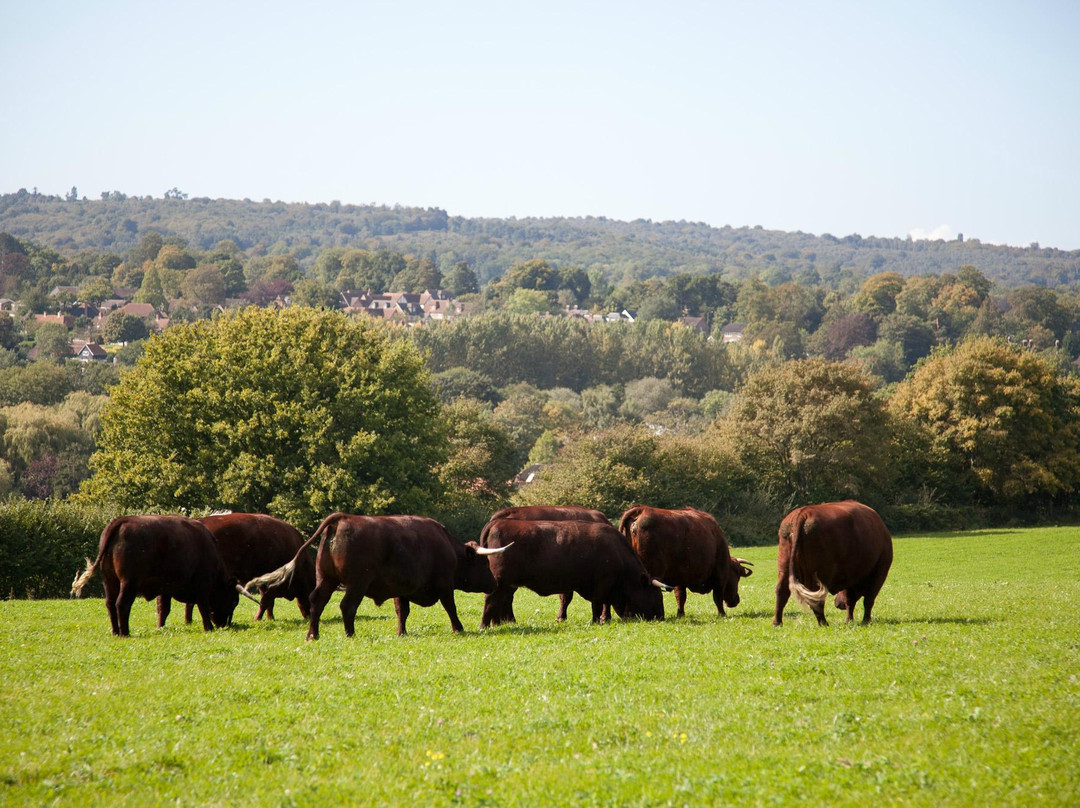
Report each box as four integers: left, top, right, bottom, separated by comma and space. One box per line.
871, 615, 998, 627
476, 623, 580, 637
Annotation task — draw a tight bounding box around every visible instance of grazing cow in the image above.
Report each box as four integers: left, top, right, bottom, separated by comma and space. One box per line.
176, 513, 316, 623
618, 506, 753, 618
490, 504, 610, 621
773, 500, 893, 626
70, 515, 251, 636
247, 513, 510, 640
478, 519, 668, 627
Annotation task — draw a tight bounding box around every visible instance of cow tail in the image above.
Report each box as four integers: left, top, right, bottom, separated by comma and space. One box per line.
246, 513, 337, 592
617, 506, 645, 540
787, 510, 827, 611
478, 519, 495, 548
71, 521, 116, 598
70, 555, 99, 598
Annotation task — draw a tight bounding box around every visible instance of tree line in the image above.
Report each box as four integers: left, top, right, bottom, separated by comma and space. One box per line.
3, 190, 1079, 290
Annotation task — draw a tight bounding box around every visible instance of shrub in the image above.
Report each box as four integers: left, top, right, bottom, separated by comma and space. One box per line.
0, 499, 119, 598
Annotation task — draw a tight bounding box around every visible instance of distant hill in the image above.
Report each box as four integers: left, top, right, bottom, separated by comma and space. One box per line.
2, 189, 1078, 289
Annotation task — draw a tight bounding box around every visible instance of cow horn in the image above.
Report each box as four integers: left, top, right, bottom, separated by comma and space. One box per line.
475, 542, 514, 556
734, 557, 754, 566
651, 579, 674, 591
236, 584, 261, 604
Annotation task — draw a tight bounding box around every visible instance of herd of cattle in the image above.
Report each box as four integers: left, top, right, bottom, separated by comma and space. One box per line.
69, 500, 894, 637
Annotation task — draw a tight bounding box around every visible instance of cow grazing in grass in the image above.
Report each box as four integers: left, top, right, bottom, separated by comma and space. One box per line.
489, 504, 610, 621
180, 512, 315, 623
478, 519, 668, 628
618, 506, 753, 618
71, 515, 252, 636
248, 512, 510, 640
774, 500, 893, 626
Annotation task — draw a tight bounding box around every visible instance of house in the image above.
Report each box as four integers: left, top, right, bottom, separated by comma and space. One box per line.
513, 464, 544, 487
720, 322, 746, 344
680, 315, 709, 335
71, 340, 108, 362
0, 299, 16, 312
48, 285, 79, 298
34, 312, 75, 329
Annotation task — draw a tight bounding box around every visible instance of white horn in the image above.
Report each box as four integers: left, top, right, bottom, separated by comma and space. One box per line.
475, 542, 514, 556
651, 579, 674, 591
734, 557, 754, 566
236, 584, 261, 604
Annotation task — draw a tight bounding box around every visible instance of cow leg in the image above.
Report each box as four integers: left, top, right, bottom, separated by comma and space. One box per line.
116, 583, 137, 637
675, 587, 688, 618
340, 589, 364, 637
104, 577, 121, 636
306, 580, 337, 641
591, 599, 605, 624
811, 601, 829, 627
834, 590, 856, 623
392, 598, 411, 635
256, 595, 273, 621
157, 595, 172, 628
183, 601, 194, 624
557, 592, 573, 621
711, 589, 727, 618
861, 589, 879, 625
194, 599, 215, 631
438, 592, 464, 634
296, 596, 311, 619
601, 603, 611, 622
773, 577, 791, 626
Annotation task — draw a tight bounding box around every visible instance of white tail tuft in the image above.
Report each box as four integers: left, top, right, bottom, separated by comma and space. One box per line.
789, 573, 827, 611
70, 557, 97, 598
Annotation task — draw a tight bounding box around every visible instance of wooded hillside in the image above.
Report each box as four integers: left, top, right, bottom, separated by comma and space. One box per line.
3, 189, 1078, 289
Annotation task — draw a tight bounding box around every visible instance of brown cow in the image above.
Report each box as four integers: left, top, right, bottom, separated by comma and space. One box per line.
618, 506, 753, 618
774, 500, 893, 626
247, 512, 510, 640
479, 519, 668, 627
177, 512, 316, 623
71, 515, 249, 636
489, 504, 610, 621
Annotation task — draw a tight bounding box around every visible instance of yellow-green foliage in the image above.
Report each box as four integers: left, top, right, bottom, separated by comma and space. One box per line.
82, 307, 445, 531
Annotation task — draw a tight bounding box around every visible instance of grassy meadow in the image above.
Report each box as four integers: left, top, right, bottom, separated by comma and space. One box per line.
1, 526, 1078, 806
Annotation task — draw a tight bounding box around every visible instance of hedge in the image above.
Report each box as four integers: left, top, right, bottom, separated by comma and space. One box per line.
0, 499, 120, 599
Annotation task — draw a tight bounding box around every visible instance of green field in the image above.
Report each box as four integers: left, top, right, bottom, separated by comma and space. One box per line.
2, 527, 1078, 806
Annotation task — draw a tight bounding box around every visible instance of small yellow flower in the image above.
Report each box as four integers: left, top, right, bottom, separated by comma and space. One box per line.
679, 733, 688, 743
645, 731, 652, 738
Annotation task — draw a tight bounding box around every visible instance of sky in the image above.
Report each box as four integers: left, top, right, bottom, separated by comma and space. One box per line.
3, 0, 1079, 250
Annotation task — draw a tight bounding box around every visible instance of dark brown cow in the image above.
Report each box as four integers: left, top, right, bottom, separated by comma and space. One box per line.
490, 505, 609, 524
618, 506, 753, 618
176, 513, 315, 623
247, 512, 510, 640
479, 519, 667, 627
774, 500, 893, 626
70, 515, 246, 636
489, 504, 610, 621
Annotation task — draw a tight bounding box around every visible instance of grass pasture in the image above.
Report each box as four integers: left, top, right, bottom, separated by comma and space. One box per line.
1, 527, 1078, 806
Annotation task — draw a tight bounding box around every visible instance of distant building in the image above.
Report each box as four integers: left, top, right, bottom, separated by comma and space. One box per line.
720, 322, 746, 344
71, 340, 108, 362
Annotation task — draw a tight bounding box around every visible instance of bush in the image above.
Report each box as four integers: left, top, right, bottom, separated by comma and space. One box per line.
0, 499, 120, 598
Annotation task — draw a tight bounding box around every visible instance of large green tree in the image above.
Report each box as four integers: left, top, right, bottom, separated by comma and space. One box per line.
82, 307, 446, 529
890, 337, 1080, 505
718, 358, 892, 506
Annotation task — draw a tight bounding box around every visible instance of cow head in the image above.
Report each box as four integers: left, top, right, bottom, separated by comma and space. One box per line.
456, 542, 512, 593
720, 556, 754, 608
611, 573, 666, 621
210, 577, 242, 627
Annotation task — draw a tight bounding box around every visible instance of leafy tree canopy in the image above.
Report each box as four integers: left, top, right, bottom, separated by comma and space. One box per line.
82, 307, 446, 529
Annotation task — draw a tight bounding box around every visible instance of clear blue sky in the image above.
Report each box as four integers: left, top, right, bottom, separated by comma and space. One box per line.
3, 1, 1079, 249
